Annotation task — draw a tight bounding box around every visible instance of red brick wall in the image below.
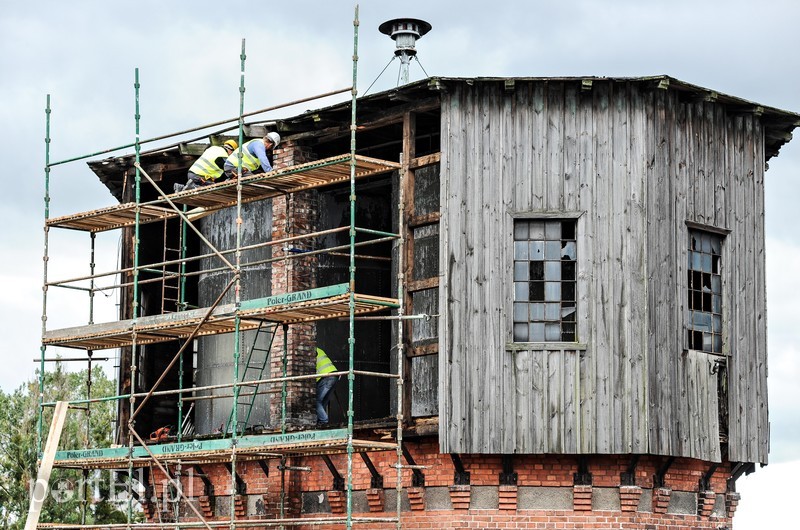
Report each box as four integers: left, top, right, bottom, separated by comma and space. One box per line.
269, 140, 319, 426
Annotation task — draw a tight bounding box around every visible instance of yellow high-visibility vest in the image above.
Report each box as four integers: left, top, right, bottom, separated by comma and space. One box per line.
189, 145, 228, 180
316, 348, 337, 382
226, 139, 261, 172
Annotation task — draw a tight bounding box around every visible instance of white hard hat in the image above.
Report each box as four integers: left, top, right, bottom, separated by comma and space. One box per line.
265, 131, 281, 148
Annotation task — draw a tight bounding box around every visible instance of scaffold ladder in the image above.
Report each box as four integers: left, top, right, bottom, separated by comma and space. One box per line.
227, 321, 277, 434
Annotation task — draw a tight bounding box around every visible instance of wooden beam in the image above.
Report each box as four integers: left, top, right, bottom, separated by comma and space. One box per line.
401, 110, 417, 424
25, 402, 69, 530
409, 152, 441, 169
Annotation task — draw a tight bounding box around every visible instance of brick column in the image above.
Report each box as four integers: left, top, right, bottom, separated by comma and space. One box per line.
619, 485, 642, 512
449, 485, 471, 510
407, 486, 426, 511
366, 488, 385, 512
327, 490, 346, 514
233, 494, 247, 517
698, 490, 716, 517
198, 496, 214, 518
573, 485, 592, 511
498, 485, 518, 512
652, 487, 671, 514
269, 140, 319, 427
725, 491, 741, 518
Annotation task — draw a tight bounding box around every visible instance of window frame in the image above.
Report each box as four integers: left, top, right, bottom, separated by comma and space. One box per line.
684, 221, 729, 356
509, 212, 585, 348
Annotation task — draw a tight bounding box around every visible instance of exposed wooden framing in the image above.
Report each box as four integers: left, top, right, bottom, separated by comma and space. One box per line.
401, 111, 416, 423
409, 152, 441, 169
409, 343, 438, 358
407, 277, 439, 292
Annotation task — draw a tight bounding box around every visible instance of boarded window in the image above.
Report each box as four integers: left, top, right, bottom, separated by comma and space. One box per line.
513, 219, 577, 342
687, 229, 723, 354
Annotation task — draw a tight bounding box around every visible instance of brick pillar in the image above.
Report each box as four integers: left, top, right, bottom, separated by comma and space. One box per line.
327, 490, 346, 514
233, 494, 247, 517
269, 140, 319, 428
449, 485, 471, 510
498, 485, 518, 512
698, 490, 716, 517
652, 487, 671, 514
407, 486, 426, 511
726, 491, 741, 518
619, 485, 642, 512
198, 495, 214, 518
573, 485, 592, 511
366, 488, 385, 512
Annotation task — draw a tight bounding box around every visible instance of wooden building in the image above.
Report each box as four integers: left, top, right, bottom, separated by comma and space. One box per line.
45, 75, 799, 528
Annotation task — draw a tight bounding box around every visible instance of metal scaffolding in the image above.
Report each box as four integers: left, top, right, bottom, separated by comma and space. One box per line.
35, 6, 411, 529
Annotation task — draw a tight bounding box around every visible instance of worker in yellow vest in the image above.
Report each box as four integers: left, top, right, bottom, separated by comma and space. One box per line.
174, 139, 238, 192
223, 131, 281, 180
315, 347, 338, 426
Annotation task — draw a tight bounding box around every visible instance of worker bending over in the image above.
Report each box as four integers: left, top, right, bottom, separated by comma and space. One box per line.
174, 139, 238, 192
315, 347, 338, 427
223, 132, 281, 180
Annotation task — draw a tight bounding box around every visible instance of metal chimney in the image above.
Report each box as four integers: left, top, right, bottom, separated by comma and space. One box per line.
379, 18, 432, 85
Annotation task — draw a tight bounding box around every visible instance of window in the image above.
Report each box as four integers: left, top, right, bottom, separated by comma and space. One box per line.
687, 229, 723, 353
513, 219, 577, 342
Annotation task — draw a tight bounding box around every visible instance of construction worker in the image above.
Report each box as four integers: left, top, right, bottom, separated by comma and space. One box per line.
315, 347, 338, 426
174, 139, 238, 192
223, 131, 281, 180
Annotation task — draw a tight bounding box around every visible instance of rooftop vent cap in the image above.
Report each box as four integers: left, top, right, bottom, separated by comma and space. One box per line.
378, 18, 432, 56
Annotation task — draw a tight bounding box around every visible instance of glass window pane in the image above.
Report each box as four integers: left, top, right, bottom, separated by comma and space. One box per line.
515, 282, 529, 301
530, 323, 545, 342
514, 323, 529, 342
545, 221, 561, 240
514, 221, 528, 241
713, 315, 722, 333
711, 275, 721, 294
544, 282, 561, 301
545, 261, 561, 281
545, 323, 561, 341
712, 295, 721, 313
692, 252, 703, 270
562, 304, 576, 322
561, 241, 577, 260
702, 333, 713, 352
529, 303, 545, 321
529, 221, 545, 240
693, 312, 711, 331
514, 261, 529, 281
513, 302, 528, 322
713, 334, 722, 353
701, 254, 712, 273
545, 303, 560, 320
702, 234, 712, 253
514, 241, 528, 260
545, 241, 561, 259
710, 238, 721, 255
530, 241, 545, 260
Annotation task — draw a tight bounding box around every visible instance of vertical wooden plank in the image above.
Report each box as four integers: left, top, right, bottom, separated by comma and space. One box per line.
577, 85, 595, 453
753, 117, 769, 463
25, 401, 69, 530
592, 81, 612, 453
546, 82, 565, 210
564, 85, 580, 212
628, 84, 649, 453
514, 349, 532, 452
531, 83, 546, 211
401, 111, 416, 425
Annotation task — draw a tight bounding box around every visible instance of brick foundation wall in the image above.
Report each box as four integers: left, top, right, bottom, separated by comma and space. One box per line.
144, 435, 741, 529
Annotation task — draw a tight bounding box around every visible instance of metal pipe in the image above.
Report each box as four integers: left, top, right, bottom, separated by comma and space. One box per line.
37, 94, 52, 454
33, 357, 110, 362
347, 7, 359, 528
47, 87, 352, 167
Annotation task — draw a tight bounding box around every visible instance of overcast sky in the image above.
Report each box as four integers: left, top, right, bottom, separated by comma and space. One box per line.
1, 0, 798, 526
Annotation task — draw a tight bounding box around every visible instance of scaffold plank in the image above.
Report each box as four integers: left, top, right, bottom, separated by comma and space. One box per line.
42, 283, 398, 350
46, 155, 400, 232
52, 429, 398, 469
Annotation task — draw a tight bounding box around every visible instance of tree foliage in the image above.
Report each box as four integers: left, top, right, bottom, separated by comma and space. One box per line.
0, 363, 129, 528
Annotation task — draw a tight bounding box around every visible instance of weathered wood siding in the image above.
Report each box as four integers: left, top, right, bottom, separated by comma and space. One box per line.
438, 80, 768, 464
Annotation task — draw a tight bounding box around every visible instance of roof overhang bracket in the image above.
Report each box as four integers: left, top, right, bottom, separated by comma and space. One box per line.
574, 456, 592, 486
450, 453, 471, 485
726, 462, 756, 492
698, 462, 720, 492
499, 454, 517, 486
224, 462, 247, 496
653, 456, 675, 489
360, 452, 384, 489
402, 442, 425, 487
620, 454, 640, 486
322, 454, 345, 491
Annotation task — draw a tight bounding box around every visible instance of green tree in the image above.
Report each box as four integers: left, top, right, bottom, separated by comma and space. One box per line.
0, 363, 130, 528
